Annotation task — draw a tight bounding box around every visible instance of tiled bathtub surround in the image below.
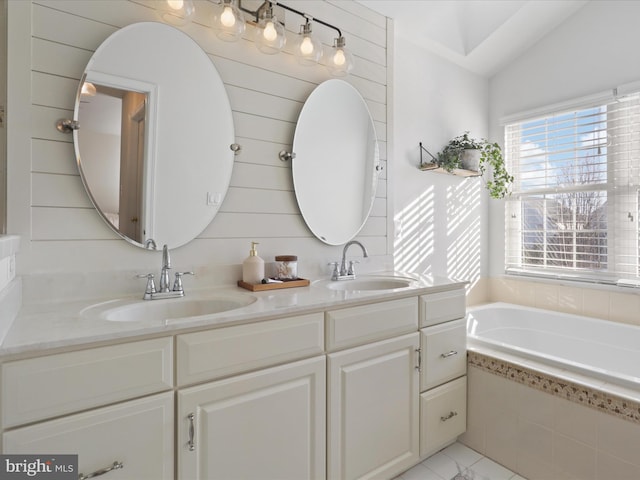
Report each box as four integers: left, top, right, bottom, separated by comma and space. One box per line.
489, 276, 640, 327
468, 352, 640, 424
462, 352, 640, 480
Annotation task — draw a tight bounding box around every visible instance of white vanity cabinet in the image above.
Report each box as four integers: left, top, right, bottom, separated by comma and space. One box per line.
1, 281, 469, 480
326, 298, 420, 480
418, 289, 467, 458
176, 312, 326, 480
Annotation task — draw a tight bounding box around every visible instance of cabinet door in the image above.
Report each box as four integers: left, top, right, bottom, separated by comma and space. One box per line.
178, 356, 325, 480
328, 333, 420, 480
3, 392, 173, 480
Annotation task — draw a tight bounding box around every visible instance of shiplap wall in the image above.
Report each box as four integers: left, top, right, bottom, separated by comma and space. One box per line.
8, 0, 389, 288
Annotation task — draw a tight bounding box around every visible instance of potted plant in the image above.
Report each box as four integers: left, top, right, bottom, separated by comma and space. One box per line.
437, 132, 513, 199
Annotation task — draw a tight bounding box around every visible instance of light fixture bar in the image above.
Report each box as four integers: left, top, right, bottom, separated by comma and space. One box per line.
238, 0, 342, 37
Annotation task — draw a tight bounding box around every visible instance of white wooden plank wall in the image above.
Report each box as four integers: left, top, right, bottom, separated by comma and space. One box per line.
22, 0, 388, 276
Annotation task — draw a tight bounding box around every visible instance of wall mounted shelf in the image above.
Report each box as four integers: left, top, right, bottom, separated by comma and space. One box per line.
418, 142, 481, 178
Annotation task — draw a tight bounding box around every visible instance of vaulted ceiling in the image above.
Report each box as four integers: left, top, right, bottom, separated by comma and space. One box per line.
357, 0, 589, 77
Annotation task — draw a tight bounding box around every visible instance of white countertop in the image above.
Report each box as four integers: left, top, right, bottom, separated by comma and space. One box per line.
0, 273, 467, 359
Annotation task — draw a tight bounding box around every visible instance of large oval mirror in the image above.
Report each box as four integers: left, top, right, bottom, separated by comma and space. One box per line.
73, 22, 235, 249
292, 80, 380, 245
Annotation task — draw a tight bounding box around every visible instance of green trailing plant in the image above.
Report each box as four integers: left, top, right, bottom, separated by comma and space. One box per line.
436, 132, 514, 199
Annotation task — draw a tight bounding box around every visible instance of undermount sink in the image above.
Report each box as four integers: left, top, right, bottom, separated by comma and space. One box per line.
82, 295, 257, 322
326, 276, 415, 292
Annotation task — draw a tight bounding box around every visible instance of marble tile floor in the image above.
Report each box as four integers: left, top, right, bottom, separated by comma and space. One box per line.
395, 443, 526, 480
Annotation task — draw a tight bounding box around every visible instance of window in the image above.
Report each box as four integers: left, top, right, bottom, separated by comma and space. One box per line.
504, 93, 640, 285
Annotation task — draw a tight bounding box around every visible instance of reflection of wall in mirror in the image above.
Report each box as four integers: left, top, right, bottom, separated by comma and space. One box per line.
78, 92, 121, 220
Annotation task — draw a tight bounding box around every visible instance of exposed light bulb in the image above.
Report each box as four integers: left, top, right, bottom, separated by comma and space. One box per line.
263, 21, 277, 42
333, 49, 346, 66
328, 36, 353, 76
160, 0, 195, 26
300, 36, 314, 56
167, 0, 184, 10
220, 6, 236, 27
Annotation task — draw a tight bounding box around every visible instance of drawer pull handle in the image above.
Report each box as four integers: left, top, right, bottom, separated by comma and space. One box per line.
440, 411, 458, 422
188, 413, 196, 451
440, 350, 458, 359
78, 461, 123, 479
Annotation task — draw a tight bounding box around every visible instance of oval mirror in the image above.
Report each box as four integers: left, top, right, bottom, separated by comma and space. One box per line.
292, 79, 380, 245
73, 22, 235, 249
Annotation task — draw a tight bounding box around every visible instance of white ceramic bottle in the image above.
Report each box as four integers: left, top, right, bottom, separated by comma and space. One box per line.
242, 241, 264, 284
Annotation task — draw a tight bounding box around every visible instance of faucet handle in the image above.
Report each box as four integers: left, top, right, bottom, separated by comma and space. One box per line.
137, 274, 157, 298
347, 260, 359, 276
173, 271, 195, 293
327, 262, 340, 280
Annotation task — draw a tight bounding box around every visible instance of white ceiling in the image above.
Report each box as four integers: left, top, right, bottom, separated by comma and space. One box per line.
357, 0, 589, 77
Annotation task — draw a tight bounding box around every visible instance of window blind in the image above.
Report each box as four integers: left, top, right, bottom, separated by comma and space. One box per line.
505, 93, 640, 285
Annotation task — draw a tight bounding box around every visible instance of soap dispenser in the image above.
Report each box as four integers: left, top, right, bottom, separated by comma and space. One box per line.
242, 241, 264, 284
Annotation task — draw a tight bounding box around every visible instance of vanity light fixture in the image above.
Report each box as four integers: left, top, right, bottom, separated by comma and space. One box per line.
211, 0, 245, 42
254, 2, 286, 54
158, 0, 354, 74
237, 0, 355, 75
295, 18, 323, 66
159, 0, 196, 26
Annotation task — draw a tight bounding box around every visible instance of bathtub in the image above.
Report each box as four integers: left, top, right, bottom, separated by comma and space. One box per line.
466, 302, 640, 390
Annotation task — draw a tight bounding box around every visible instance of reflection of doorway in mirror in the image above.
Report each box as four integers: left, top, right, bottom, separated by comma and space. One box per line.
77, 75, 155, 245
120, 91, 146, 243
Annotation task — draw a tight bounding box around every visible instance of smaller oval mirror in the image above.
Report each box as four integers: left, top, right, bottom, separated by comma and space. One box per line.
73, 22, 235, 249
292, 80, 380, 245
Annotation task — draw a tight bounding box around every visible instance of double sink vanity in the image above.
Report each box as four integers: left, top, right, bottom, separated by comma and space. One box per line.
0, 273, 468, 480
2, 14, 468, 480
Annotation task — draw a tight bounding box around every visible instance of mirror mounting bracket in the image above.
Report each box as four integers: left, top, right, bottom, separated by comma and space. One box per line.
279, 150, 295, 162
56, 119, 80, 133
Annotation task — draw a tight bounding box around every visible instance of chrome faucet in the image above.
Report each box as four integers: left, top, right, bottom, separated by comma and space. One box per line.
159, 244, 172, 293
138, 244, 194, 300
330, 240, 369, 281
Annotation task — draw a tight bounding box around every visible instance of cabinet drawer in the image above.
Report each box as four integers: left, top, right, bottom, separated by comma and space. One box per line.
176, 313, 324, 386
3, 392, 174, 480
420, 319, 466, 390
420, 376, 467, 458
420, 288, 465, 327
2, 337, 173, 428
326, 297, 418, 351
